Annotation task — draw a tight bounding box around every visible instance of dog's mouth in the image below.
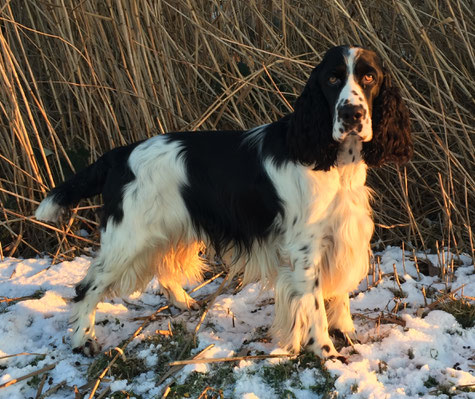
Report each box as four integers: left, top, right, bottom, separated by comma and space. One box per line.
336, 130, 367, 143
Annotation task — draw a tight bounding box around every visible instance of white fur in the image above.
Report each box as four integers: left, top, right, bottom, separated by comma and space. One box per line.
35, 195, 63, 222
264, 147, 373, 356
333, 47, 373, 142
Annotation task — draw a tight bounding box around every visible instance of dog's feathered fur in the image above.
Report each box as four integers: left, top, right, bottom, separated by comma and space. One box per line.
36, 46, 412, 359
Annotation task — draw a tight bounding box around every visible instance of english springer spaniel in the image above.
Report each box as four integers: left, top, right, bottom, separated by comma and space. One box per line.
36, 45, 412, 360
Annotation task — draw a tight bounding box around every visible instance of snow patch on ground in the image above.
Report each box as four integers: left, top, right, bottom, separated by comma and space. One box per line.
0, 247, 474, 398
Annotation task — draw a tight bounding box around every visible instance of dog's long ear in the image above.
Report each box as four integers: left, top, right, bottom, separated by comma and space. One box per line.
363, 73, 413, 167
287, 66, 339, 171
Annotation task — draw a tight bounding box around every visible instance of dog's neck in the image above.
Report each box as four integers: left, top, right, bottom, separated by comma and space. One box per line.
336, 136, 363, 166
335, 136, 366, 188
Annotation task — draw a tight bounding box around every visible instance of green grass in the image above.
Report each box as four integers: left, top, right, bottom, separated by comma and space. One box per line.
167, 364, 236, 398
437, 298, 475, 329
88, 322, 197, 385
165, 351, 336, 399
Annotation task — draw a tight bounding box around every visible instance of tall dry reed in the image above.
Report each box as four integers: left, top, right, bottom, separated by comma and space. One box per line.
0, 0, 473, 261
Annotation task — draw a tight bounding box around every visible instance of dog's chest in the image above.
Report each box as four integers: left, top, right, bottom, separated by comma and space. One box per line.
305, 158, 373, 296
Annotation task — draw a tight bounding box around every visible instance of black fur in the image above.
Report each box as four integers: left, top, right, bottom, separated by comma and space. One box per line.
167, 131, 285, 257
47, 142, 141, 226
74, 282, 91, 303
363, 74, 413, 166
286, 64, 339, 171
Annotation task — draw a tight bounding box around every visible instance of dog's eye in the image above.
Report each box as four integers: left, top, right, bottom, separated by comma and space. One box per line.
363, 74, 374, 84
328, 75, 340, 85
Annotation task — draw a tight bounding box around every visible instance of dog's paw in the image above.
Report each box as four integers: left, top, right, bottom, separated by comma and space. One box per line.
327, 354, 349, 364
188, 298, 201, 311
72, 338, 102, 357
307, 339, 347, 363
330, 328, 359, 347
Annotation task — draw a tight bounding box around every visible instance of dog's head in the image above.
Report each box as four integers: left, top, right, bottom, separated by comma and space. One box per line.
287, 45, 413, 170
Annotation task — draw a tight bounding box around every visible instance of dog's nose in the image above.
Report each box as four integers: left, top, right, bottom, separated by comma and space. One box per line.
338, 104, 364, 125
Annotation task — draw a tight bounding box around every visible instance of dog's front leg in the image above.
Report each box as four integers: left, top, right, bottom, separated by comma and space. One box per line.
272, 237, 346, 362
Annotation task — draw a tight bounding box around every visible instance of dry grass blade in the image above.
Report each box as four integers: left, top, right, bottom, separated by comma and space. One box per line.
0, 0, 473, 261
0, 352, 45, 360
157, 343, 215, 387
168, 353, 296, 366
0, 363, 56, 389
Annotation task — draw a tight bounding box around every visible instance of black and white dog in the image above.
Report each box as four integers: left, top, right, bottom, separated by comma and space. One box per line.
36, 45, 412, 359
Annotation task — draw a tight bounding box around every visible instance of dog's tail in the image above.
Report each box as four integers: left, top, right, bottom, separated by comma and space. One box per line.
35, 143, 138, 223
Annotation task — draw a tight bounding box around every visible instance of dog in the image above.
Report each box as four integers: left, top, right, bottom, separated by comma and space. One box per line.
35, 45, 412, 359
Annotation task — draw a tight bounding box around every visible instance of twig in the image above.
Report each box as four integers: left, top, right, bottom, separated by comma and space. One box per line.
401, 242, 407, 275
157, 343, 215, 387
193, 307, 209, 346
0, 352, 45, 360
393, 263, 403, 291
37, 380, 66, 399
34, 373, 48, 399
189, 271, 224, 294
95, 386, 111, 399
427, 284, 466, 310
168, 353, 295, 366
353, 312, 406, 327
0, 363, 56, 389
198, 273, 230, 306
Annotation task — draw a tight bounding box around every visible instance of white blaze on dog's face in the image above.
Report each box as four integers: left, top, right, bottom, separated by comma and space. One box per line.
319, 46, 384, 143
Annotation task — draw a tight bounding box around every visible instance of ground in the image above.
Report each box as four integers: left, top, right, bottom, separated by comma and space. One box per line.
0, 247, 474, 398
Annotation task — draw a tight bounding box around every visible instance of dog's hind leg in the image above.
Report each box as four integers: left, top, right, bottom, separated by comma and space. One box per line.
156, 241, 205, 310
70, 259, 107, 356
70, 229, 155, 356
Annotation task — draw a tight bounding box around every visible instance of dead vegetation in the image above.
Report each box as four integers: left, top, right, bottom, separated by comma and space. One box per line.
0, 0, 473, 261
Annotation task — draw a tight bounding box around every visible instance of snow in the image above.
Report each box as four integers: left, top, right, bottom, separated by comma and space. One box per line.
0, 247, 474, 398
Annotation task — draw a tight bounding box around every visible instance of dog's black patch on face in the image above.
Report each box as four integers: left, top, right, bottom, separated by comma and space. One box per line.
349, 148, 353, 155
357, 124, 363, 132
353, 50, 384, 113
315, 278, 319, 287
308, 337, 315, 346
315, 298, 319, 309
300, 245, 309, 253
322, 345, 331, 353
293, 216, 298, 226
168, 131, 284, 257
351, 90, 358, 96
